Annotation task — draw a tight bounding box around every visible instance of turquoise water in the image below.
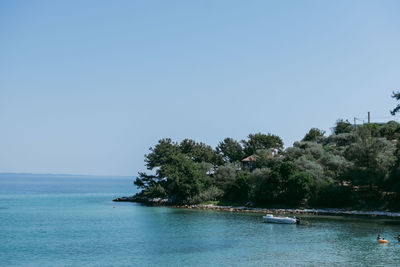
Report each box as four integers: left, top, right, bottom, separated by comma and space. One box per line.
1, 174, 400, 266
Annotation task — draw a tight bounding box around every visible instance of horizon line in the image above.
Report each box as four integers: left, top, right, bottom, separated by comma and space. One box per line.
0, 172, 134, 178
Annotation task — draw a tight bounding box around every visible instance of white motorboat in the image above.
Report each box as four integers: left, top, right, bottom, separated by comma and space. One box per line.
263, 214, 299, 224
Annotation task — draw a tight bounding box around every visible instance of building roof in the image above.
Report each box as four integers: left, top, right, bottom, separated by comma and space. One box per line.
241, 155, 260, 162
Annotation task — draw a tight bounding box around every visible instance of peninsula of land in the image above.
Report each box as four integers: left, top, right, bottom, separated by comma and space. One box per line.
117, 93, 400, 214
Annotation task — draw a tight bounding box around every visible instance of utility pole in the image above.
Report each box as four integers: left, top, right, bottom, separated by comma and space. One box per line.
368, 112, 370, 124
354, 117, 356, 127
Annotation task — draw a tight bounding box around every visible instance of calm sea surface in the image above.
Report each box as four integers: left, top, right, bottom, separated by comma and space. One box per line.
1, 173, 400, 266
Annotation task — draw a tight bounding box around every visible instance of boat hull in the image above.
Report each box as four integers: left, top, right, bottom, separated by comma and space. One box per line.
263, 215, 297, 224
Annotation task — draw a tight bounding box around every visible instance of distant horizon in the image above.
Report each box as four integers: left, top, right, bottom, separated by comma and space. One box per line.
0, 172, 133, 178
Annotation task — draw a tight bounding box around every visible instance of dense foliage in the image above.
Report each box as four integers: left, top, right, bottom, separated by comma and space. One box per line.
134, 95, 400, 209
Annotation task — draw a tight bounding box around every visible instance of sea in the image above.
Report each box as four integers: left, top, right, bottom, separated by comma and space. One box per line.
1, 173, 400, 266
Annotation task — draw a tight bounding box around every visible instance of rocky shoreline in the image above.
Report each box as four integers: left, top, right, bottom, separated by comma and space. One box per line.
113, 196, 400, 218
113, 195, 172, 204
178, 204, 400, 218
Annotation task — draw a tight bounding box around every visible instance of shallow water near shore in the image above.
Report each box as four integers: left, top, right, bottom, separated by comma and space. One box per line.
1, 173, 400, 266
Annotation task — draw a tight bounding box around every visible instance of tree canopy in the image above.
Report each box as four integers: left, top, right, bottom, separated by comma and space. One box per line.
302, 128, 325, 142
216, 138, 244, 163
390, 91, 400, 115
132, 92, 400, 209
242, 133, 283, 156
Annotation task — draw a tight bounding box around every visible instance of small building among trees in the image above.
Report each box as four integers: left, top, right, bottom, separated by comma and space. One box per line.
241, 155, 260, 170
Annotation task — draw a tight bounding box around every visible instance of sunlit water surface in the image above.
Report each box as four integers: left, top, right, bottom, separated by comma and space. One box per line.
1, 173, 400, 266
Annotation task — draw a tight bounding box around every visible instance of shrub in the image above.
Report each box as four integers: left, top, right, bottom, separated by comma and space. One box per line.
316, 184, 355, 207
187, 186, 224, 204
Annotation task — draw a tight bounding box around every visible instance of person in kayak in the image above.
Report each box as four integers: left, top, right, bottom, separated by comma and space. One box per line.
377, 234, 381, 240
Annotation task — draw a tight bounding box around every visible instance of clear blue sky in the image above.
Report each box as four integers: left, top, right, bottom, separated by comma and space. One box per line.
1, 0, 399, 176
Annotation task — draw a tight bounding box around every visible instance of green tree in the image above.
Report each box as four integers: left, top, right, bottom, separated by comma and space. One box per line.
294, 156, 324, 182
251, 149, 276, 169
316, 183, 355, 207
145, 138, 180, 169
188, 186, 224, 204
319, 153, 352, 182
242, 133, 283, 156
380, 121, 400, 140
134, 172, 159, 189
180, 139, 223, 165
135, 138, 181, 191
196, 162, 214, 176
140, 183, 167, 198
136, 138, 215, 203
388, 141, 400, 195
286, 141, 325, 161
302, 128, 325, 142
284, 172, 315, 205
390, 91, 400, 115
159, 153, 209, 202
216, 138, 244, 163
255, 170, 283, 204
358, 123, 381, 138
326, 132, 357, 147
248, 168, 272, 204
251, 162, 297, 205
334, 119, 353, 135
224, 172, 250, 203
345, 134, 396, 186
214, 163, 237, 190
